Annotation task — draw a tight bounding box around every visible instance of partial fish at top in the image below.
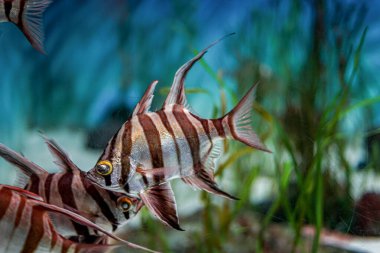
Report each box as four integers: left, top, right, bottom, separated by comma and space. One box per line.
0, 185, 158, 253
0, 0, 51, 53
87, 34, 271, 230
0, 136, 143, 244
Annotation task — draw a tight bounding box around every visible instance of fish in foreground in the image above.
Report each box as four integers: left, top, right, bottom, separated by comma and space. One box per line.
87, 35, 270, 230
0, 0, 51, 53
0, 185, 158, 253
0, 137, 144, 244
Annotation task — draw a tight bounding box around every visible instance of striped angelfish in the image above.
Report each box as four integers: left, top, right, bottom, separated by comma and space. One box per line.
0, 137, 147, 243
0, 185, 157, 253
0, 0, 51, 53
86, 35, 271, 230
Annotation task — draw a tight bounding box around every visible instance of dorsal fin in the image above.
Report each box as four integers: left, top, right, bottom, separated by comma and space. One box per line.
0, 143, 47, 176
40, 135, 80, 173
132, 80, 158, 116
162, 33, 235, 109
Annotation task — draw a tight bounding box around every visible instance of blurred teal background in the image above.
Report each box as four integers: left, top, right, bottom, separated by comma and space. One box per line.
1, 0, 380, 252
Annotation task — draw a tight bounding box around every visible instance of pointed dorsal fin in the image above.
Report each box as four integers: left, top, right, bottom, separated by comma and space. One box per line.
40, 135, 80, 173
132, 80, 158, 116
162, 33, 235, 109
0, 143, 47, 176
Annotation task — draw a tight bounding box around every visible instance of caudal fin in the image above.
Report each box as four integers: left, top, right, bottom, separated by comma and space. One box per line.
222, 84, 270, 152
18, 0, 52, 53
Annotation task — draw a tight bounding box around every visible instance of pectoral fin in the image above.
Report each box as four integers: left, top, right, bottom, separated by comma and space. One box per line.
140, 182, 184, 231
182, 166, 239, 200
137, 166, 178, 181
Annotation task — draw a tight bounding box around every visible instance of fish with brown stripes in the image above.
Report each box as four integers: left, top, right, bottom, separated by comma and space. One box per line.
0, 137, 145, 244
0, 185, 158, 253
0, 0, 51, 53
87, 36, 271, 230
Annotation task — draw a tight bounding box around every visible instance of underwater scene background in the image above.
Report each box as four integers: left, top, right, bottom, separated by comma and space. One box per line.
1, 0, 380, 252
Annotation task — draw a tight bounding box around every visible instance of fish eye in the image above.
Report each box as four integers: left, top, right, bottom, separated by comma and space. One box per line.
117, 197, 132, 212
95, 160, 113, 176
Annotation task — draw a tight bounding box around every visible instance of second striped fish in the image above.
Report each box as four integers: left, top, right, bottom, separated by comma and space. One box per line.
0, 185, 157, 253
0, 137, 144, 243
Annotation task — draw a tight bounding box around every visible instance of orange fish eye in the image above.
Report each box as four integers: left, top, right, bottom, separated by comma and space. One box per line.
95, 160, 113, 176
117, 197, 132, 211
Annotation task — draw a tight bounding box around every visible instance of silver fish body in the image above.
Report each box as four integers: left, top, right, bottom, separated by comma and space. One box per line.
87, 35, 270, 230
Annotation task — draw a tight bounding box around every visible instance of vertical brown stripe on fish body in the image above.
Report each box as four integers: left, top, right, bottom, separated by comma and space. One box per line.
142, 175, 149, 186
80, 173, 118, 228
173, 105, 201, 169
14, 195, 26, 228
211, 119, 225, 137
60, 239, 74, 253
157, 110, 182, 166
104, 175, 112, 186
228, 115, 238, 139
120, 121, 133, 186
21, 206, 45, 253
28, 174, 40, 195
123, 182, 130, 193
58, 173, 90, 237
102, 131, 117, 160
138, 114, 164, 183
47, 220, 58, 251
44, 174, 54, 203
101, 133, 118, 187
17, 0, 25, 26
0, 188, 13, 219
191, 113, 212, 143
4, 1, 12, 21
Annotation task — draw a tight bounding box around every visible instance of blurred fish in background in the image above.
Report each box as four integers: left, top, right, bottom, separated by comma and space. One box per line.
1, 0, 380, 252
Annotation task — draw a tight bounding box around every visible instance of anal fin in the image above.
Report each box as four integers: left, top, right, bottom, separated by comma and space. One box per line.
182, 166, 239, 200
140, 182, 184, 231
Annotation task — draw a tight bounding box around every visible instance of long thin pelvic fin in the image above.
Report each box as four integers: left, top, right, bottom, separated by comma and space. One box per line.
140, 182, 184, 231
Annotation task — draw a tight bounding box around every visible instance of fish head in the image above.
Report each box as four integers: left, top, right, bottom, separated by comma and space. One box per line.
115, 194, 144, 221
86, 158, 124, 192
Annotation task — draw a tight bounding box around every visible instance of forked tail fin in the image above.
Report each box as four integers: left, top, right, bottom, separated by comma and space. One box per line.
221, 84, 270, 152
